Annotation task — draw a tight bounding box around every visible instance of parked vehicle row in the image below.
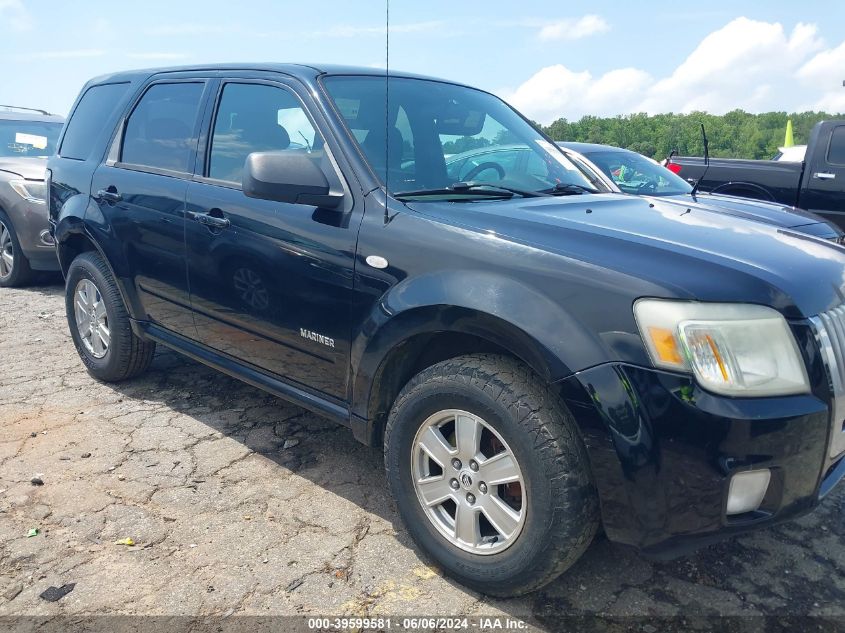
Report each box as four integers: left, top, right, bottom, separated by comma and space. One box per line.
559, 141, 844, 242
443, 139, 844, 241
668, 120, 845, 230
0, 106, 63, 286
36, 64, 845, 597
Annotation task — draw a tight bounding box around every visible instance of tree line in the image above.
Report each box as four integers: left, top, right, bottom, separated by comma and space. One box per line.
540, 110, 843, 160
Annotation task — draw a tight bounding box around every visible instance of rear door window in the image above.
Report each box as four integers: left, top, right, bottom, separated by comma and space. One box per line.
60, 82, 130, 160
121, 82, 205, 173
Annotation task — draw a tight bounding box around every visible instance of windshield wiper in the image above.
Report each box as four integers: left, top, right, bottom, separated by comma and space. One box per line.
449, 182, 548, 198
394, 181, 546, 201
542, 183, 600, 196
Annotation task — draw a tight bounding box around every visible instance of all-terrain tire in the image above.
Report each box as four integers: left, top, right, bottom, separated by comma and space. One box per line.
384, 353, 599, 597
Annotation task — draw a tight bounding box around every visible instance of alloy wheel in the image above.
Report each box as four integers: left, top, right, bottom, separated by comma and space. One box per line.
411, 409, 526, 555
73, 278, 111, 358
0, 220, 14, 279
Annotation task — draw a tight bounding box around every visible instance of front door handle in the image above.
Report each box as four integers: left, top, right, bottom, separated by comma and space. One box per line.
814, 172, 836, 180
96, 188, 122, 204
188, 210, 230, 229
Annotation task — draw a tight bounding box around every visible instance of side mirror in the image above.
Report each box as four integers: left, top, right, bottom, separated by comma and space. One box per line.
243, 151, 343, 209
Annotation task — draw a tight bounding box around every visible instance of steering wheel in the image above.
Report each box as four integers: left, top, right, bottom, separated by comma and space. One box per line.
637, 181, 658, 193
463, 161, 506, 182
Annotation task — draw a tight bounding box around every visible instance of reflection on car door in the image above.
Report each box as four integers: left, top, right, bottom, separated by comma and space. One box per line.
90, 80, 207, 334
184, 80, 359, 399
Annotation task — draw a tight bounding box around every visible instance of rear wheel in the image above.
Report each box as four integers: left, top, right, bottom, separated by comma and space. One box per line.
384, 354, 599, 596
0, 212, 35, 287
65, 251, 155, 381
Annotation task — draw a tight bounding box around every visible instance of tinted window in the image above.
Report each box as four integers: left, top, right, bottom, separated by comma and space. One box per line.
0, 120, 62, 158
323, 75, 592, 195
60, 82, 129, 160
121, 82, 204, 173
828, 126, 845, 166
209, 83, 322, 183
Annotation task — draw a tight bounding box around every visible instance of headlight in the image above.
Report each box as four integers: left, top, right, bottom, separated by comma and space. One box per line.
634, 299, 809, 397
9, 179, 47, 204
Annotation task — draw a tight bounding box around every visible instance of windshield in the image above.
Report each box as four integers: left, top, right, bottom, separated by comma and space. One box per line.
0, 119, 62, 158
584, 149, 692, 196
322, 76, 595, 199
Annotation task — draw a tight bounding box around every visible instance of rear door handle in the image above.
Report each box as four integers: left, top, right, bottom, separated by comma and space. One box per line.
814, 172, 836, 180
188, 210, 230, 229
96, 188, 122, 204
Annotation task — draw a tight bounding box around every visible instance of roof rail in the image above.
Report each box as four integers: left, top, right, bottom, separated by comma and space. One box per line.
0, 104, 54, 116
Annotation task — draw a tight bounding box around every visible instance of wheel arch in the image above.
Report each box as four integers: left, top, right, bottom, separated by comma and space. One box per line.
710, 181, 776, 202
351, 271, 605, 446
55, 216, 144, 323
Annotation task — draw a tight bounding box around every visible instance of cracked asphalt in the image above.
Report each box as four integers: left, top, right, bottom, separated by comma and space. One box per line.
1, 279, 844, 630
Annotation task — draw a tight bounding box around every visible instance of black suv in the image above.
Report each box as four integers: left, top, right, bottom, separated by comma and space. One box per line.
49, 64, 845, 596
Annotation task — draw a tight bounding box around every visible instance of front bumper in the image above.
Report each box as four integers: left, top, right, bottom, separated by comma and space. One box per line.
558, 362, 843, 557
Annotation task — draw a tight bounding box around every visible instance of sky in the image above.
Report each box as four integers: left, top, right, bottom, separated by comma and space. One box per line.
2, 0, 845, 123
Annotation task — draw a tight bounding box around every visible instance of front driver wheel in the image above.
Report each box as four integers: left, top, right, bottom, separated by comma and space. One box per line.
384, 354, 599, 596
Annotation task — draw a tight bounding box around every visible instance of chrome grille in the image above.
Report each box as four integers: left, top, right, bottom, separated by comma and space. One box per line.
810, 307, 845, 459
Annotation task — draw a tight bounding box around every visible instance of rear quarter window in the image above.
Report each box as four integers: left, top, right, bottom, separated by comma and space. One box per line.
60, 82, 130, 160
827, 126, 845, 166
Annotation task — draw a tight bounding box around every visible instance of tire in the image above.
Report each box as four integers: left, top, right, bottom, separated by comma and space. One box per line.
0, 211, 35, 287
384, 353, 599, 597
65, 251, 155, 382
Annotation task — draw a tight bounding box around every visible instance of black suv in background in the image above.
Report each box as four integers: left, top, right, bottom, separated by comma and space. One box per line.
0, 107, 63, 286
48, 64, 845, 596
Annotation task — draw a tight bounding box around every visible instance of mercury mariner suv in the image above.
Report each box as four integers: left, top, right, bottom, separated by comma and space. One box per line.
48, 64, 845, 596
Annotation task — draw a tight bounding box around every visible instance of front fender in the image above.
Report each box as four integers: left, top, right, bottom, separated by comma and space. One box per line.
350, 269, 609, 419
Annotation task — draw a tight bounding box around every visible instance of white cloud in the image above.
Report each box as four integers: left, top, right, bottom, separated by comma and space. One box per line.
145, 24, 232, 36
315, 21, 443, 38
537, 15, 609, 42
797, 40, 845, 112
16, 49, 105, 61
126, 52, 189, 61
506, 17, 845, 123
509, 65, 651, 123
0, 0, 31, 30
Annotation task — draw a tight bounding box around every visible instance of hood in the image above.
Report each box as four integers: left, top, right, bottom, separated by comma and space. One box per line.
0, 157, 48, 181
407, 193, 845, 319
661, 191, 839, 236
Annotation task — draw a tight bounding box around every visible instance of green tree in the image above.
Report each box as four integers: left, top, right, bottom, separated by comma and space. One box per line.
542, 110, 844, 160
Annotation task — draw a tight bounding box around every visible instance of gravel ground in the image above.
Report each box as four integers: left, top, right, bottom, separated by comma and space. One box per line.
0, 279, 844, 631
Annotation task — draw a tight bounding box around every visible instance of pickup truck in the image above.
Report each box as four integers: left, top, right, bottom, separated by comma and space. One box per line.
668, 121, 845, 229
48, 64, 845, 597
